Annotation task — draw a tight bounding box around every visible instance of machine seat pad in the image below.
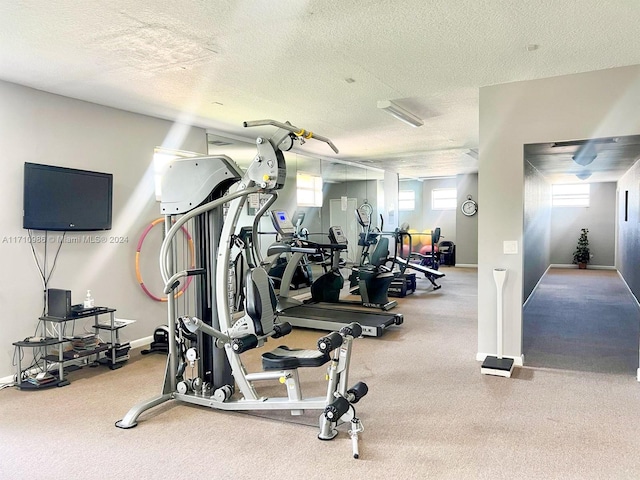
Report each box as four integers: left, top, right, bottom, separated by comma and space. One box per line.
262, 346, 330, 370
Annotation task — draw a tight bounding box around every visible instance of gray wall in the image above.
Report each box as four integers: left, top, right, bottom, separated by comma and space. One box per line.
523, 161, 552, 301
479, 64, 640, 361
617, 159, 640, 301
398, 174, 479, 264
550, 182, 617, 266
0, 80, 207, 379
456, 173, 479, 265
422, 178, 457, 245
399, 177, 457, 242
321, 180, 379, 234
320, 179, 379, 264
398, 177, 457, 250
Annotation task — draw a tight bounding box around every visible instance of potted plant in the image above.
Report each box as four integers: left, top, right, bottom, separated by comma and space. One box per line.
572, 228, 590, 269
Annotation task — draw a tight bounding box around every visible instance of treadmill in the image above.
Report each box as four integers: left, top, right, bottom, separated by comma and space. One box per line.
268, 211, 403, 337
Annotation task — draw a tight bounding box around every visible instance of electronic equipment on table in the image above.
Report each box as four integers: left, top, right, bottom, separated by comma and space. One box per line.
12, 304, 133, 390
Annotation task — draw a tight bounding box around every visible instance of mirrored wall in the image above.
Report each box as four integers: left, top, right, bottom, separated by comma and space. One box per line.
206, 132, 386, 265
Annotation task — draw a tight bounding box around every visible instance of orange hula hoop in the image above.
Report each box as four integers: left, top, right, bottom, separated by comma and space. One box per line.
135, 218, 196, 302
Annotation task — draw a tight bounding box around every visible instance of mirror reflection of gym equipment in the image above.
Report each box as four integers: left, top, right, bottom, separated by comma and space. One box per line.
391, 224, 446, 290
116, 121, 369, 459
350, 202, 417, 298
268, 210, 403, 337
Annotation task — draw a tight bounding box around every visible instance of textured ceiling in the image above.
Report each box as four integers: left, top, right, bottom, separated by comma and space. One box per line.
2, 1, 640, 179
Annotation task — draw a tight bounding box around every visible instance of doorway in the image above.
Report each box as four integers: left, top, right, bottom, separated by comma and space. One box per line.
522, 135, 640, 376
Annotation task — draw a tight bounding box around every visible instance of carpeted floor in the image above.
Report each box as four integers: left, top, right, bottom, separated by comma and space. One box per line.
2, 266, 640, 480
524, 268, 640, 375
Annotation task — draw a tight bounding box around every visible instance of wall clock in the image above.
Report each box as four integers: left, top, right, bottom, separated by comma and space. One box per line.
461, 195, 478, 216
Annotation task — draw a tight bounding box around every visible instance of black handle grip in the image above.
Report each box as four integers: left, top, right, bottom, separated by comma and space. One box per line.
165, 280, 181, 294
186, 268, 206, 276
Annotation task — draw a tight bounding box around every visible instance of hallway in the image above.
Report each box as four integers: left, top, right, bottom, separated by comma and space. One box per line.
523, 268, 640, 376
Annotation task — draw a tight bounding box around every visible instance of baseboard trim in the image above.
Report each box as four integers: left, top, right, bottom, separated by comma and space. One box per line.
454, 264, 478, 268
131, 335, 153, 350
524, 265, 552, 308
476, 352, 524, 367
550, 264, 616, 270
0, 336, 154, 386
617, 271, 640, 309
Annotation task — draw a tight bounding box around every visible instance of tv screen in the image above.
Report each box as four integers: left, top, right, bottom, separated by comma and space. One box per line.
23, 162, 113, 231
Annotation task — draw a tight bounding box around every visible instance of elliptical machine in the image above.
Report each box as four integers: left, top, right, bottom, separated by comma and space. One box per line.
266, 211, 314, 290
116, 120, 369, 458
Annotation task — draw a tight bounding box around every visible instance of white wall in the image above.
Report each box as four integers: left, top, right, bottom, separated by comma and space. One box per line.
550, 182, 617, 266
0, 81, 206, 379
479, 65, 640, 361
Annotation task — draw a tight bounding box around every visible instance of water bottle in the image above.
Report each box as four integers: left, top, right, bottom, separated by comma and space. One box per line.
84, 290, 94, 308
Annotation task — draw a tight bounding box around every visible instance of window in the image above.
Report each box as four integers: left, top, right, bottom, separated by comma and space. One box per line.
297, 172, 323, 207
552, 184, 590, 207
153, 147, 200, 201
399, 190, 415, 211
432, 188, 457, 210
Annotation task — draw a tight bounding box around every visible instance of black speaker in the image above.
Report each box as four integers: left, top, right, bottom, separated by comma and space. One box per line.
47, 288, 72, 318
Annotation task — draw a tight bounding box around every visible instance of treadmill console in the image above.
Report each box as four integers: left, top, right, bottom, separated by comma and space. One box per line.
270, 210, 295, 236
328, 226, 348, 245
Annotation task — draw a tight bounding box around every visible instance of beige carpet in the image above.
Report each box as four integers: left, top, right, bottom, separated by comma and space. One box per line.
2, 267, 640, 479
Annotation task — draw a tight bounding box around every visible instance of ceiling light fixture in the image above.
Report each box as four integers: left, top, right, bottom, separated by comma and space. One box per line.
377, 100, 423, 127
572, 145, 598, 166
575, 171, 592, 180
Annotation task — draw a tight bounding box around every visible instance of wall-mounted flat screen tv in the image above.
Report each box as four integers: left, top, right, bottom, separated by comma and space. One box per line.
23, 162, 113, 231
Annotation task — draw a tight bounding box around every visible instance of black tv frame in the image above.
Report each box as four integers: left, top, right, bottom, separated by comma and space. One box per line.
23, 162, 113, 232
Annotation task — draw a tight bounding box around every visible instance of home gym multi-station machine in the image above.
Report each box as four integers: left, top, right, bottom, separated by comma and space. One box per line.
116, 120, 369, 458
